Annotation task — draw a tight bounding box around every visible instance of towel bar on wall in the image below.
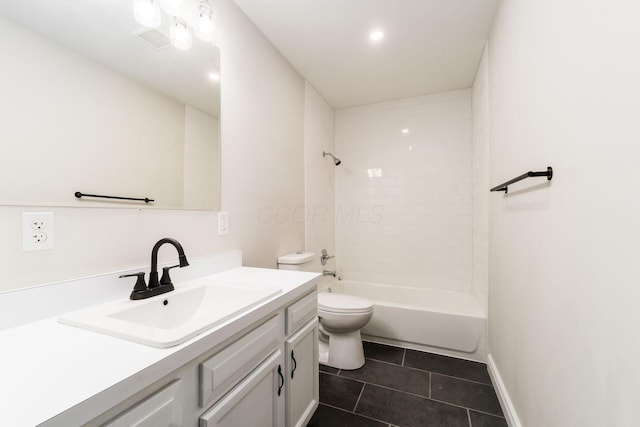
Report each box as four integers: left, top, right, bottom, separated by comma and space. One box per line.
490, 167, 553, 194
74, 191, 154, 203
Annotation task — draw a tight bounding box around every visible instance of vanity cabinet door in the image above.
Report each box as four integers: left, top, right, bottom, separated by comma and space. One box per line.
285, 318, 319, 427
199, 350, 285, 427
103, 380, 182, 427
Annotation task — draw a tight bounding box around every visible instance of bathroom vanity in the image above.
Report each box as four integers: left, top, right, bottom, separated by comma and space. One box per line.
0, 252, 320, 427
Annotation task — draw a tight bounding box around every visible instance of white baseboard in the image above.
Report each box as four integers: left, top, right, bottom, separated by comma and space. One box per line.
487, 354, 522, 427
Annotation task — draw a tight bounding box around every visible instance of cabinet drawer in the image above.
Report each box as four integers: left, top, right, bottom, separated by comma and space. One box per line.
200, 315, 281, 407
199, 350, 283, 427
286, 291, 317, 335
104, 380, 182, 427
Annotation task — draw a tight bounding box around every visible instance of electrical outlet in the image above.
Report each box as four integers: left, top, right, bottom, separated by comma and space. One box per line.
23, 212, 54, 251
218, 212, 230, 235
32, 232, 47, 243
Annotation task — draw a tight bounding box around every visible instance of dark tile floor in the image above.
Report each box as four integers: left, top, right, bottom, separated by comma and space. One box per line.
308, 341, 507, 427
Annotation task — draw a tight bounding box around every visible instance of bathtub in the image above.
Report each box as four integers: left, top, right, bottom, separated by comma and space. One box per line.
326, 280, 487, 362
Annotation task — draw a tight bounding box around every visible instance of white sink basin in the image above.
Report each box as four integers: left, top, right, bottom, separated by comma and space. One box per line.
59, 282, 282, 347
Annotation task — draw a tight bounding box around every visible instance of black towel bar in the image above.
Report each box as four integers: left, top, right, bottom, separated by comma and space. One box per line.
490, 167, 553, 193
75, 191, 154, 203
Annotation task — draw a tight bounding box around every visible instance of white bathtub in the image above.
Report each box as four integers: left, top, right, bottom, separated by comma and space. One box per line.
326, 280, 487, 362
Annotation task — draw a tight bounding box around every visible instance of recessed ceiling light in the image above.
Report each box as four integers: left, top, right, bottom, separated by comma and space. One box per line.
369, 30, 384, 41
401, 128, 410, 134
208, 72, 220, 81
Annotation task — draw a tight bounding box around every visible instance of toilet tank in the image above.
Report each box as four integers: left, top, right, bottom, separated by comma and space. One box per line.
277, 252, 315, 271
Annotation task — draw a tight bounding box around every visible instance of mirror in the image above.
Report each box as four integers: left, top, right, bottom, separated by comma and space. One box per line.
0, 0, 220, 210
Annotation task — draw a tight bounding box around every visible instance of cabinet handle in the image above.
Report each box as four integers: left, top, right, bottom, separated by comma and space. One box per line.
291, 350, 297, 379
277, 365, 284, 396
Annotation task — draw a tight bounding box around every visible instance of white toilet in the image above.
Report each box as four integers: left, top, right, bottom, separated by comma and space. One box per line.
317, 291, 373, 370
277, 252, 374, 370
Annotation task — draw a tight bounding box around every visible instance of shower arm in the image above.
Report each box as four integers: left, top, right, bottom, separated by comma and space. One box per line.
322, 151, 342, 166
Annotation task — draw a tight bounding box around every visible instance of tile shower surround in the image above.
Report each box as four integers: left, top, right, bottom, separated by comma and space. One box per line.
309, 341, 506, 427
335, 89, 473, 292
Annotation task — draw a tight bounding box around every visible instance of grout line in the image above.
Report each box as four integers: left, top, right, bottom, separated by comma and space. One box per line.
318, 402, 393, 426
353, 383, 366, 412
366, 341, 491, 384
429, 372, 431, 399
352, 380, 429, 400
429, 371, 494, 387
360, 357, 432, 373
465, 408, 507, 419
467, 408, 472, 427
319, 370, 341, 378
429, 396, 505, 419
359, 356, 493, 387
402, 364, 492, 386
348, 380, 504, 419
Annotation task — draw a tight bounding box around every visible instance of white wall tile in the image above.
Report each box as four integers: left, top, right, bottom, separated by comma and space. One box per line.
335, 89, 473, 291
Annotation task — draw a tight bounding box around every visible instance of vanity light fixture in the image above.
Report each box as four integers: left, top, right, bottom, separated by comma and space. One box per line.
195, 2, 215, 42
208, 72, 220, 81
171, 17, 192, 50
369, 30, 385, 41
134, 0, 216, 50
134, 0, 161, 28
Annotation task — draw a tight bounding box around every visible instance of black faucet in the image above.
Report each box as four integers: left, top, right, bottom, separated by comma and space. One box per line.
120, 238, 189, 300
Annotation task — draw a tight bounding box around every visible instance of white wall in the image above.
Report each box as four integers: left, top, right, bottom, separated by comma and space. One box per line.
303, 82, 335, 279
472, 46, 490, 311
183, 105, 220, 210
0, 0, 306, 292
488, 1, 640, 426
217, 0, 305, 270
335, 90, 473, 290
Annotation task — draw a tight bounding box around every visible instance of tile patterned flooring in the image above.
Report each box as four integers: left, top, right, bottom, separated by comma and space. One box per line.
308, 341, 507, 427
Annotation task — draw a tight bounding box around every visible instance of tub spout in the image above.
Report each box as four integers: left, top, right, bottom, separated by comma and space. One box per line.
323, 270, 336, 277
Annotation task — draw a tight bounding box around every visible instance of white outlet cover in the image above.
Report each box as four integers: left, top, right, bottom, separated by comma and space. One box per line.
23, 212, 54, 251
218, 212, 230, 235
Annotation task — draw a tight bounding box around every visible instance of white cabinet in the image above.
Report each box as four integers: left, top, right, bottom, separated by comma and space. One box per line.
285, 318, 319, 427
199, 290, 318, 427
199, 316, 281, 408
96, 290, 319, 427
103, 380, 183, 427
199, 350, 285, 427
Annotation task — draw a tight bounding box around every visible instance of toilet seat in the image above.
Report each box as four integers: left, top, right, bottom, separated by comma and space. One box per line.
318, 292, 373, 314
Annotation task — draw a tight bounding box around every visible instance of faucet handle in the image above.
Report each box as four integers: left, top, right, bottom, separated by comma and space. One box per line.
160, 264, 180, 287
320, 249, 335, 266
119, 272, 147, 293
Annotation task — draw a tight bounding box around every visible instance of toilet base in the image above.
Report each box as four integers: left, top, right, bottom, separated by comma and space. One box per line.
318, 340, 329, 365
319, 329, 366, 370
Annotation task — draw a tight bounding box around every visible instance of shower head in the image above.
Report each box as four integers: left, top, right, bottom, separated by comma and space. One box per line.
323, 151, 342, 166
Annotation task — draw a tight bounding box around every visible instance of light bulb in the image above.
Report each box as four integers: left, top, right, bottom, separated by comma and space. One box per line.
171, 19, 192, 50
134, 0, 161, 28
195, 3, 215, 42
160, 0, 183, 15
369, 30, 384, 41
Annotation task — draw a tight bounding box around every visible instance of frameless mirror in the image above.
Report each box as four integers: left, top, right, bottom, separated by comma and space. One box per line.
0, 0, 220, 210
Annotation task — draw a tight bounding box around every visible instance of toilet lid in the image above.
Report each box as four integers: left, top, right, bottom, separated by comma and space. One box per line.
318, 292, 373, 313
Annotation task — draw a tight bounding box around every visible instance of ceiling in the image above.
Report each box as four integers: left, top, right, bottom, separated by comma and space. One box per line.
233, 0, 499, 109
0, 0, 220, 116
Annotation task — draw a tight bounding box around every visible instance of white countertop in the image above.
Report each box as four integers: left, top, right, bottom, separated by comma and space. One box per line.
0, 267, 320, 427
